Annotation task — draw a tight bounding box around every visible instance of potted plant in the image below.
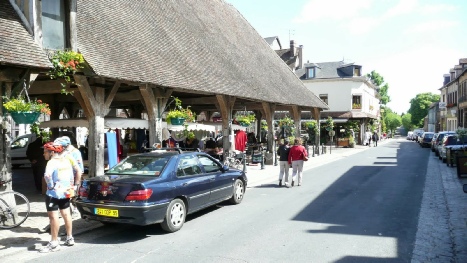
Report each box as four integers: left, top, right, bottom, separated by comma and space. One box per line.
165, 97, 196, 125
349, 136, 355, 148
2, 96, 51, 124
277, 116, 295, 140
48, 50, 85, 94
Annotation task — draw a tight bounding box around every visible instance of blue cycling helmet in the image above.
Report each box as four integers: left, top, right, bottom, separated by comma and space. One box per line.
54, 136, 71, 146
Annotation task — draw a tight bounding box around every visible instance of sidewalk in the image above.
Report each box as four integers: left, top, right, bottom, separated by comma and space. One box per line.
0, 139, 386, 258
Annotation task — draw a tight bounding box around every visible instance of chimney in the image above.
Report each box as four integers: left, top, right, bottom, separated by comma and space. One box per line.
443, 74, 450, 85
298, 45, 304, 69
459, 58, 467, 68
290, 40, 296, 57
450, 69, 455, 81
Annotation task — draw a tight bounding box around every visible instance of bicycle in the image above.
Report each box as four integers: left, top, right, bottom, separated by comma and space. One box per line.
0, 179, 30, 229
224, 152, 244, 170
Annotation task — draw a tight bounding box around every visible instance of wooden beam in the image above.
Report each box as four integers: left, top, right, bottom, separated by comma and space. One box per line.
216, 95, 236, 155
29, 80, 67, 94
104, 81, 121, 113
290, 105, 301, 138
74, 75, 98, 117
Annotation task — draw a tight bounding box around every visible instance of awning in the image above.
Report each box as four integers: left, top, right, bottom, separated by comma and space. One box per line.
39, 118, 149, 129
319, 119, 349, 123
40, 118, 218, 132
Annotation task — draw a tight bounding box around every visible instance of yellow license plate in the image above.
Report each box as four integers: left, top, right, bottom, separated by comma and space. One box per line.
94, 208, 119, 217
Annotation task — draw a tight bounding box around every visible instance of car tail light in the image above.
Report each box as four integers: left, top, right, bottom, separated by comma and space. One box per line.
125, 189, 153, 201
79, 186, 88, 197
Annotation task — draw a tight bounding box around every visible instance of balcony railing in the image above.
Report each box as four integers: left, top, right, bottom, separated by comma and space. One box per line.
352, 103, 361, 109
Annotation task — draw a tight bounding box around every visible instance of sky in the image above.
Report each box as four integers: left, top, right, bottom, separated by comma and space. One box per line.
226, 0, 467, 114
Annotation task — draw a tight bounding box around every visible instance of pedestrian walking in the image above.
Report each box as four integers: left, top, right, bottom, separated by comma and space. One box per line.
39, 142, 82, 253
54, 136, 84, 216
372, 131, 379, 147
288, 138, 308, 186
26, 136, 47, 193
277, 139, 291, 187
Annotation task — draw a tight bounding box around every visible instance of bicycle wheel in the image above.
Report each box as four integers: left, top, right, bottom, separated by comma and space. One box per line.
0, 191, 30, 229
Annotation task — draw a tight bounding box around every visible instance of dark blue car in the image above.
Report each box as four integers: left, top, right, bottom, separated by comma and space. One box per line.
75, 149, 247, 232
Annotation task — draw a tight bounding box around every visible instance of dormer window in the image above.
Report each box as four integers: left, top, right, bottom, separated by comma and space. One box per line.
306, 67, 315, 79
42, 0, 68, 50
353, 66, 361, 76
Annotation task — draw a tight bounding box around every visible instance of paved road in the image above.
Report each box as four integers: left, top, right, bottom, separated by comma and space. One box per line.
1, 138, 465, 262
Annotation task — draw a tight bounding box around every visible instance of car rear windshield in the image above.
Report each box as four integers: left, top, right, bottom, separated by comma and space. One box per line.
424, 134, 434, 138
106, 155, 170, 176
446, 136, 467, 145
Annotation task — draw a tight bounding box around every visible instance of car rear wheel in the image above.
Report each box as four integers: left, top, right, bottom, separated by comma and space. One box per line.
161, 199, 186, 233
229, 179, 244, 204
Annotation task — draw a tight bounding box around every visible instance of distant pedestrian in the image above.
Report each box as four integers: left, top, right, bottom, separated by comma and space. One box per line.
288, 138, 307, 187
277, 139, 291, 187
372, 131, 379, 147
26, 136, 47, 193
40, 142, 82, 253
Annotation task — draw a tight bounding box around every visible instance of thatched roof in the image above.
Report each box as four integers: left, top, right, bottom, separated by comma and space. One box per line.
0, 1, 51, 69
76, 0, 328, 110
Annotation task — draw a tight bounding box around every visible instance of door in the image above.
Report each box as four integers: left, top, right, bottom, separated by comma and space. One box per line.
198, 155, 233, 202
175, 155, 212, 211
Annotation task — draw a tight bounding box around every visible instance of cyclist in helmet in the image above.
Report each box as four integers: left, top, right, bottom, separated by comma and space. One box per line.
40, 142, 81, 253
54, 136, 83, 216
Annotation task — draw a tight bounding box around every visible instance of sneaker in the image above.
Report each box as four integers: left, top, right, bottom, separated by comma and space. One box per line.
64, 236, 75, 246
39, 241, 60, 253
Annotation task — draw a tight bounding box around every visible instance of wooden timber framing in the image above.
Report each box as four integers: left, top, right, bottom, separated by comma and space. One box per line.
311, 107, 321, 147
216, 95, 236, 159
262, 102, 276, 154
73, 75, 120, 177
139, 84, 172, 146
290, 105, 301, 139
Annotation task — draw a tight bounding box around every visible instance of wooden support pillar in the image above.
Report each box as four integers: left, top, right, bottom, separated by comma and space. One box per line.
261, 102, 276, 152
139, 85, 172, 146
216, 95, 235, 156
290, 105, 301, 139
253, 110, 263, 143
0, 82, 12, 191
311, 107, 321, 146
74, 75, 101, 176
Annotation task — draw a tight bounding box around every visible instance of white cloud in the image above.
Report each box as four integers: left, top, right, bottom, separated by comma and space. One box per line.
382, 0, 418, 19
343, 17, 380, 35
292, 0, 373, 23
404, 20, 459, 34
420, 4, 456, 15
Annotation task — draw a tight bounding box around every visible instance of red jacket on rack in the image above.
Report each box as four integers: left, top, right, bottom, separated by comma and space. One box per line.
288, 145, 307, 164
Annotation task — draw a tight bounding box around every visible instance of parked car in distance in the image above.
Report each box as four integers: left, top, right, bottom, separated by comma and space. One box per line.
9, 133, 36, 168
75, 148, 247, 232
413, 128, 425, 142
419, 132, 435, 148
434, 131, 456, 157
407, 131, 414, 140
431, 133, 439, 152
439, 135, 467, 162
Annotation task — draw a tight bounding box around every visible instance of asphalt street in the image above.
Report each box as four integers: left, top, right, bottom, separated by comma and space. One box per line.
1, 138, 465, 262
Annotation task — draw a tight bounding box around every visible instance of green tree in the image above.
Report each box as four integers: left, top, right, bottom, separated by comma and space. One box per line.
367, 70, 390, 105
408, 92, 440, 127
385, 112, 402, 135
401, 113, 414, 131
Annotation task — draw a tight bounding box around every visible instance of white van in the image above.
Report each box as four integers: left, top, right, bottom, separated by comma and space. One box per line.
10, 133, 36, 168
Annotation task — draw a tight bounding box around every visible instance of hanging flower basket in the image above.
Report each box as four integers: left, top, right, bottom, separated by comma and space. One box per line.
239, 121, 250, 127
170, 117, 186, 126
9, 111, 40, 124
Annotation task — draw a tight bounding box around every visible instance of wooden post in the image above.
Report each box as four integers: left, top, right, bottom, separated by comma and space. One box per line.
216, 95, 235, 156
139, 85, 172, 146
290, 105, 301, 139
311, 107, 321, 147
262, 102, 276, 164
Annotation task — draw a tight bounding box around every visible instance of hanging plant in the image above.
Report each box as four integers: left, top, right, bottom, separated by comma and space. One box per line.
235, 114, 255, 126
2, 96, 51, 124
325, 116, 334, 131
277, 116, 295, 139
304, 120, 319, 136
165, 97, 196, 125
48, 50, 85, 94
